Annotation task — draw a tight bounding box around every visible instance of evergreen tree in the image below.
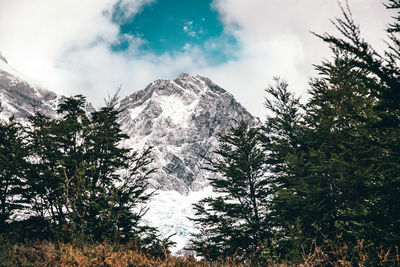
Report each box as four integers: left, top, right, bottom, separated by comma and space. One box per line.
295, 50, 378, 256
313, 0, 400, 253
266, 2, 400, 263
24, 95, 88, 236
266, 49, 386, 265
24, 94, 167, 251
0, 106, 27, 230
261, 78, 304, 261
82, 94, 159, 246
189, 120, 271, 262
24, 111, 66, 231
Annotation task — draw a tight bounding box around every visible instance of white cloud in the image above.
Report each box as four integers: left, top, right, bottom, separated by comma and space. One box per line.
0, 0, 118, 94
113, 0, 155, 23
0, 0, 394, 118
200, 0, 393, 118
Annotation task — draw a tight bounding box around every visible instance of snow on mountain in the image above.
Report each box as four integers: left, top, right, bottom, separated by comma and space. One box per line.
142, 186, 214, 254
119, 72, 258, 194
0, 58, 259, 253
0, 51, 59, 121
118, 73, 258, 253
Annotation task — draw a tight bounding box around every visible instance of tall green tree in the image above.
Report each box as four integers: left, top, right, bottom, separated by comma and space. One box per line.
189, 120, 271, 262
296, 50, 378, 253
25, 111, 66, 230
265, 48, 386, 265
24, 95, 88, 235
24, 94, 165, 251
0, 107, 27, 230
261, 78, 304, 261
266, 1, 400, 264
314, 0, 400, 252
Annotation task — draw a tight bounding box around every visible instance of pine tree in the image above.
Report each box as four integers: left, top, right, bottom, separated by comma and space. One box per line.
0, 106, 27, 230
266, 2, 400, 263
24, 94, 167, 251
313, 0, 400, 252
266, 51, 386, 265
23, 96, 89, 237
261, 78, 304, 261
83, 94, 159, 246
24, 110, 66, 231
189, 120, 271, 262
301, 50, 378, 247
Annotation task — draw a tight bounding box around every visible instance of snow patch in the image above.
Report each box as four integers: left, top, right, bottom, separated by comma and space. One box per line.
142, 187, 215, 254
157, 95, 198, 126
129, 104, 146, 120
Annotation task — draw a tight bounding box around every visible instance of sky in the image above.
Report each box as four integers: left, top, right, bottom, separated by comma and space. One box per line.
0, 0, 394, 118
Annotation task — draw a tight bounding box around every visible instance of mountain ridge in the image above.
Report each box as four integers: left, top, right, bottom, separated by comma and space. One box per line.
0, 57, 259, 252
118, 72, 257, 193
0, 53, 59, 120
0, 56, 258, 193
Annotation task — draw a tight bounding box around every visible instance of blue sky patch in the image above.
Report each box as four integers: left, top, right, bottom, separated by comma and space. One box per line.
110, 0, 239, 65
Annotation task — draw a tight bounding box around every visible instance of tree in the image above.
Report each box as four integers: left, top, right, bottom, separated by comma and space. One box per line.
266, 47, 387, 265
261, 78, 305, 261
295, 50, 379, 257
82, 94, 159, 246
265, 2, 400, 264
24, 95, 88, 236
189, 120, 271, 262
24, 94, 167, 251
0, 106, 27, 230
313, 0, 400, 254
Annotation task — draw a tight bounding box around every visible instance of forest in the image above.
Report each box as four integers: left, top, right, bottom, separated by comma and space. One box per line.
1, 1, 399, 266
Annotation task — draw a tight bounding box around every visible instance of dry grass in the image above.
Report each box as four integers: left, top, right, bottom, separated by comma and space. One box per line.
2, 240, 399, 266
8, 242, 196, 267
3, 241, 256, 267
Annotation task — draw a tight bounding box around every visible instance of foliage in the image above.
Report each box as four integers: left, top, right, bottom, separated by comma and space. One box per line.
311, 0, 400, 256
191, 1, 400, 265
261, 77, 303, 262
0, 240, 196, 267
0, 108, 27, 229
1, 238, 398, 267
264, 1, 400, 264
0, 94, 170, 255
189, 120, 272, 263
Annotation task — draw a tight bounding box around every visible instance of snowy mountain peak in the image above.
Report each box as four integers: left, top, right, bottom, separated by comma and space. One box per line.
0, 51, 7, 63
119, 73, 257, 193
176, 72, 191, 79
0, 66, 258, 253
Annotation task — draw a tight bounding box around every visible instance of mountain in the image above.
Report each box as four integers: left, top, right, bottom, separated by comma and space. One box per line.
118, 73, 258, 253
0, 54, 258, 253
0, 52, 59, 121
118, 72, 257, 194
0, 54, 258, 194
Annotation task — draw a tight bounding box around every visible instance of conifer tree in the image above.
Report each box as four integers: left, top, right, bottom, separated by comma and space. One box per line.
295, 50, 378, 251
189, 120, 271, 262
261, 78, 304, 261
24, 111, 66, 230
267, 2, 400, 263
313, 0, 400, 252
24, 94, 167, 251
0, 107, 27, 230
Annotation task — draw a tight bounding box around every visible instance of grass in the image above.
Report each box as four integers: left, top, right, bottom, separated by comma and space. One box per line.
1, 239, 399, 266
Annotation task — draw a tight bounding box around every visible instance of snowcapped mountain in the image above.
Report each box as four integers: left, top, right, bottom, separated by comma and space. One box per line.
119, 72, 257, 194
0, 52, 59, 121
118, 73, 258, 253
0, 53, 258, 253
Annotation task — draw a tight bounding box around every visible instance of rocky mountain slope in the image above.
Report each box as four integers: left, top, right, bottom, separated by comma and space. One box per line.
118, 73, 257, 194
0, 52, 59, 121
